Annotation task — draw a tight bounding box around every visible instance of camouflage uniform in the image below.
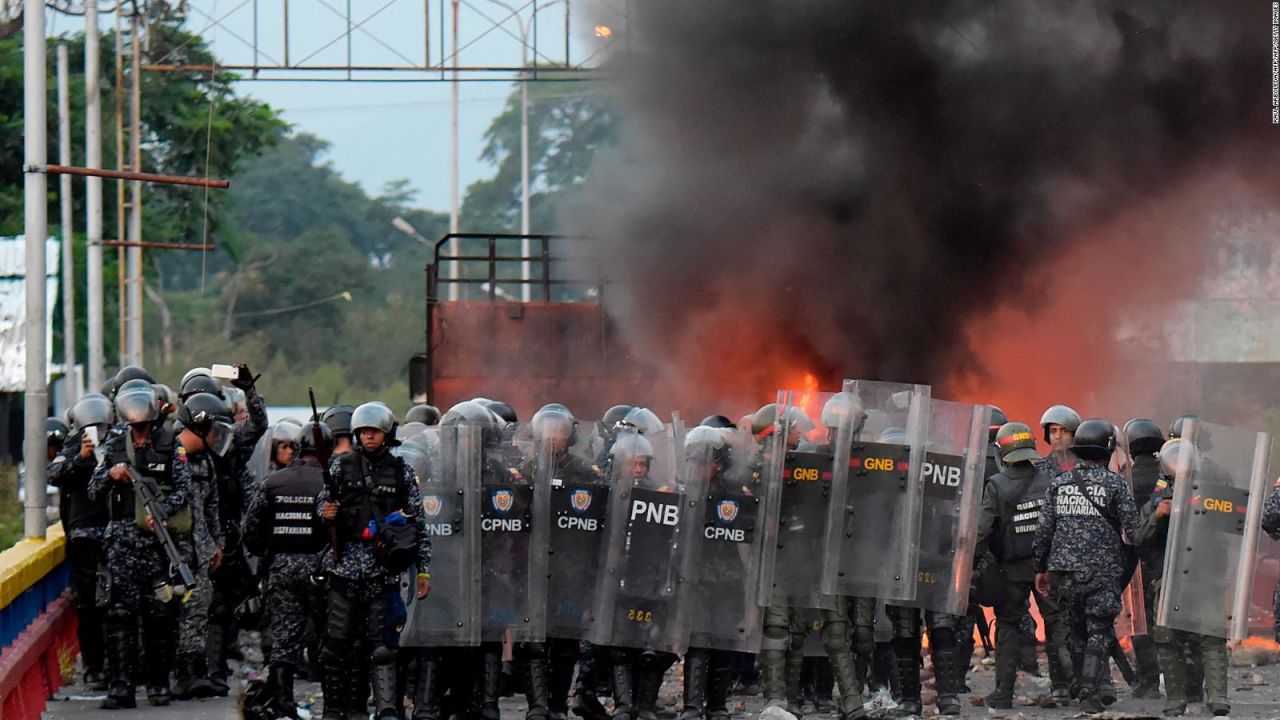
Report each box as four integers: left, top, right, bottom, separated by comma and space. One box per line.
178, 450, 222, 663
1263, 482, 1280, 643
89, 425, 193, 707
1033, 461, 1138, 705
1138, 477, 1230, 714
48, 430, 110, 681
318, 449, 430, 720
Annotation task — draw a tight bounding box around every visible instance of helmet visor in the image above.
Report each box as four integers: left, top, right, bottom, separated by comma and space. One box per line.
115, 388, 157, 424
204, 420, 236, 457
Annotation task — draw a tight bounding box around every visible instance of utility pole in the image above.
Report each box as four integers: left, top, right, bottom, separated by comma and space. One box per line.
23, 0, 50, 539
57, 44, 78, 401
86, 0, 105, 392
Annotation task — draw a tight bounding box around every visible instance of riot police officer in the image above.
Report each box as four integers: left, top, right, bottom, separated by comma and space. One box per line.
323, 404, 357, 456
973, 422, 1066, 708
1122, 418, 1165, 699
1034, 420, 1139, 713
1038, 404, 1081, 475
89, 379, 193, 709
244, 420, 334, 718
172, 393, 236, 700
405, 404, 441, 426
1136, 439, 1231, 717
48, 394, 114, 689
319, 402, 431, 720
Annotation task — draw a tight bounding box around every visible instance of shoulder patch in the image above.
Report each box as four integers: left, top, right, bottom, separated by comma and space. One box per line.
175, 446, 188, 461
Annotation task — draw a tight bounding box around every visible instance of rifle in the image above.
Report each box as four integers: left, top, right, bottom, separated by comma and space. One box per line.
1110, 640, 1137, 685
973, 608, 995, 657
310, 387, 342, 561
127, 466, 197, 591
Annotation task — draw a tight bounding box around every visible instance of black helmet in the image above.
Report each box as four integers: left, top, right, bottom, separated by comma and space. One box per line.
112, 365, 153, 396
70, 393, 115, 429
298, 421, 335, 457
47, 417, 70, 445
179, 373, 225, 401
405, 404, 441, 425
699, 414, 735, 429
178, 393, 236, 456
322, 404, 356, 438
180, 367, 213, 390
1071, 419, 1116, 462
1123, 418, 1165, 456
483, 400, 518, 425
988, 405, 1008, 442
1168, 414, 1196, 440
602, 404, 633, 429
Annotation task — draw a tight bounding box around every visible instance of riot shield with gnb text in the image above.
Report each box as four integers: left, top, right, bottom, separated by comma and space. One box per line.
1156, 420, 1272, 640
589, 426, 704, 654
756, 388, 849, 610
402, 424, 481, 647
823, 379, 931, 602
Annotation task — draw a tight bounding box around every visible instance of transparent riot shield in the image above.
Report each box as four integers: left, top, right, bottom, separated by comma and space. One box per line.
1156, 420, 1273, 640
1115, 431, 1150, 639
479, 423, 548, 643
535, 418, 611, 641
247, 418, 303, 484
402, 424, 481, 647
686, 429, 768, 653
756, 387, 849, 611
588, 426, 704, 654
822, 379, 931, 602
896, 400, 987, 616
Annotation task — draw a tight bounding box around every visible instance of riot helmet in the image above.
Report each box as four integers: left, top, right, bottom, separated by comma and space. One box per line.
112, 365, 153, 396
750, 404, 777, 438
1123, 418, 1165, 456
180, 366, 212, 390
609, 431, 654, 479
532, 406, 577, 449
441, 400, 497, 427
115, 381, 159, 425
483, 400, 518, 425
602, 404, 634, 430
988, 405, 1009, 442
1070, 419, 1115, 462
620, 407, 663, 435
271, 419, 304, 465
322, 404, 356, 438
684, 424, 730, 471
179, 373, 226, 401
351, 402, 397, 435
297, 421, 335, 458
223, 386, 248, 420
1039, 404, 1082, 443
1168, 414, 1196, 440
1159, 438, 1188, 477
820, 392, 866, 435
699, 414, 735, 429
178, 393, 236, 457
47, 417, 70, 445
70, 393, 115, 430
994, 422, 1041, 465
405, 404, 441, 426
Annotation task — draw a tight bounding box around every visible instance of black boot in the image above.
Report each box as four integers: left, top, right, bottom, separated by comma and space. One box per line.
481, 650, 503, 720
891, 640, 922, 716
635, 656, 664, 720
548, 645, 577, 720
322, 648, 350, 720
525, 652, 552, 720
414, 653, 443, 720
706, 660, 731, 720
100, 613, 137, 710
612, 657, 637, 720
372, 653, 401, 720
1132, 635, 1162, 699
143, 611, 176, 706
205, 620, 231, 697
930, 645, 962, 716
270, 663, 301, 719
1078, 649, 1105, 714
572, 657, 610, 720
680, 651, 709, 720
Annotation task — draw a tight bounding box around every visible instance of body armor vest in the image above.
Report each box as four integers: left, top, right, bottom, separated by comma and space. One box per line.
991, 465, 1053, 562
104, 424, 191, 532
263, 459, 326, 554
335, 450, 408, 542
1129, 455, 1161, 508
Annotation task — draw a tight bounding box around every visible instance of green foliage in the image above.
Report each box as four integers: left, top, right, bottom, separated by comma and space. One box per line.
0, 466, 20, 550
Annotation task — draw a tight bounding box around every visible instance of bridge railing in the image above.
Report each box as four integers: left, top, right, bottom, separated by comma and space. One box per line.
0, 523, 79, 720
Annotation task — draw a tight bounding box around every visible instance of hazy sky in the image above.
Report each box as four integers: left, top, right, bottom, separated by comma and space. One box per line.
56, 0, 618, 215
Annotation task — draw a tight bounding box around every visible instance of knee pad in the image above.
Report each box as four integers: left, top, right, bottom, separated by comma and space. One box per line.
852, 625, 875, 656
371, 644, 397, 666
927, 626, 957, 651
887, 606, 918, 640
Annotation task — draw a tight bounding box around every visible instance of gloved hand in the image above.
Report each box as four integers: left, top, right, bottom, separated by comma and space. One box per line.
233, 363, 260, 391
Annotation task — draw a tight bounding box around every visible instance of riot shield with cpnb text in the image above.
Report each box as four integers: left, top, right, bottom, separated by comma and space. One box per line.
756, 388, 848, 611
1156, 420, 1273, 641
823, 379, 931, 603
402, 424, 481, 647
686, 428, 768, 653
479, 423, 548, 643
589, 426, 704, 654
897, 399, 987, 616
534, 415, 611, 641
